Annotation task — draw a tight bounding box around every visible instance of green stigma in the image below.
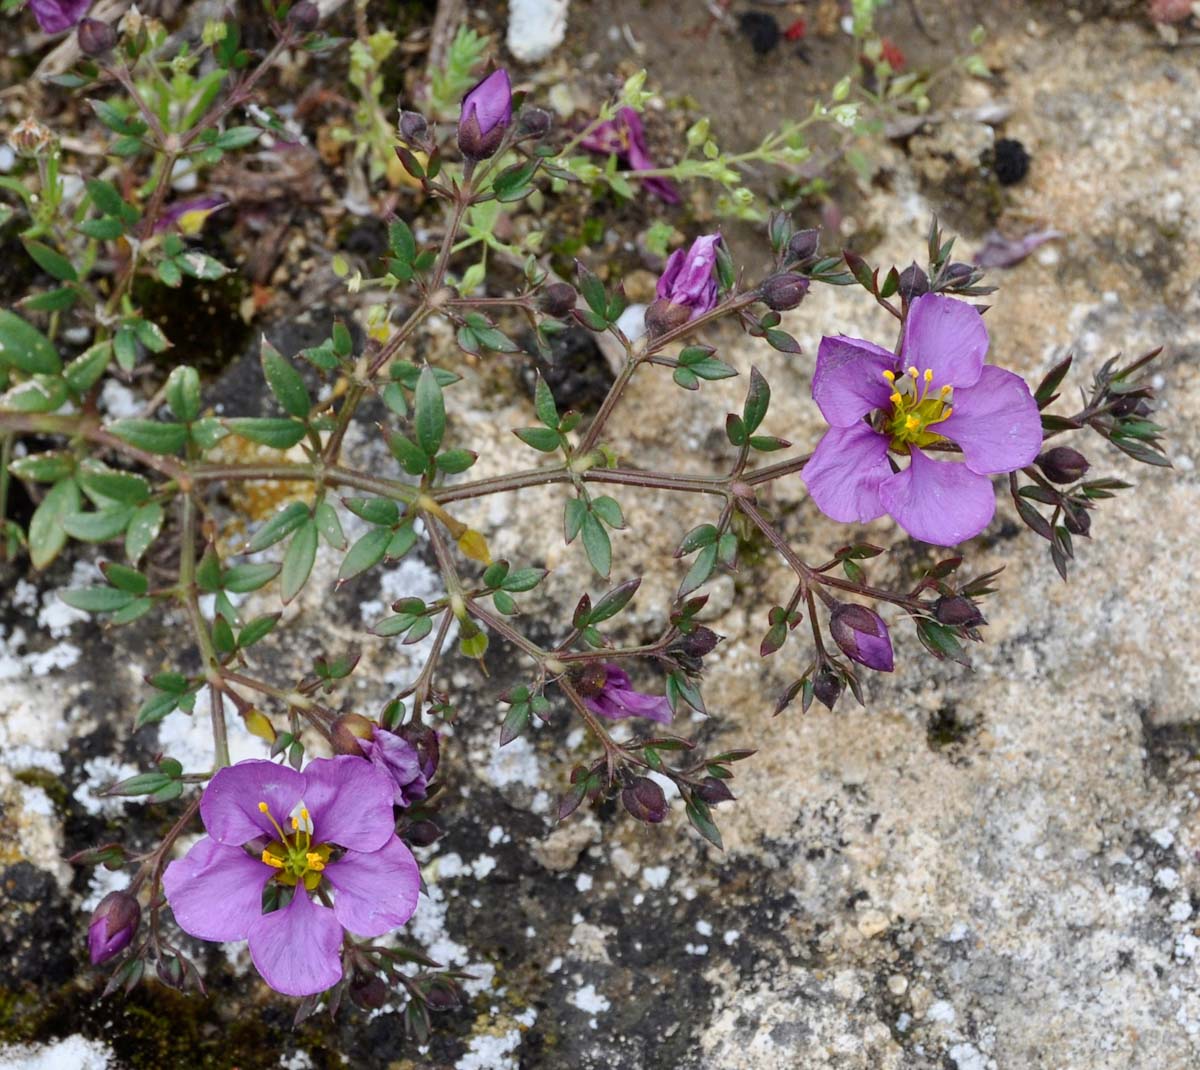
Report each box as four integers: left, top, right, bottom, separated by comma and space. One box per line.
257, 802, 331, 890
881, 366, 954, 451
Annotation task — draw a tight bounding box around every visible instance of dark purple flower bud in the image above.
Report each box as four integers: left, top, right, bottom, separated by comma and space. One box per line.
898, 262, 929, 300
517, 106, 553, 140
759, 272, 810, 312
539, 282, 577, 317
398, 722, 440, 782
424, 981, 463, 1011
643, 298, 694, 338
654, 235, 722, 325
405, 819, 442, 847
330, 712, 374, 757
457, 69, 512, 161
695, 776, 734, 804
398, 110, 428, 143
812, 668, 842, 710
1037, 446, 1089, 484
1064, 506, 1091, 536
786, 228, 820, 263
829, 603, 894, 672
286, 0, 319, 32
30, 0, 91, 34
680, 626, 720, 658
88, 891, 140, 965
350, 972, 388, 1010
1110, 394, 1151, 418
933, 596, 986, 629
76, 17, 115, 55
360, 726, 434, 807
943, 262, 975, 283
621, 777, 668, 823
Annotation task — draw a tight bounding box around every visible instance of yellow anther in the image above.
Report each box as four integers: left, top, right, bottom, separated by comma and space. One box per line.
290, 816, 299, 830
305, 852, 326, 871
924, 369, 934, 383
890, 392, 903, 405
258, 802, 270, 813
882, 369, 895, 382
261, 850, 285, 869
940, 385, 952, 396
943, 407, 953, 418
905, 415, 921, 431
907, 366, 919, 378
300, 808, 310, 823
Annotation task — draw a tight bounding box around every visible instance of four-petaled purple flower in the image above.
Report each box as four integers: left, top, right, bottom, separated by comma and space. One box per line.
580, 107, 680, 205
163, 757, 420, 997
802, 294, 1042, 546
29, 0, 91, 32
583, 664, 672, 724
457, 69, 512, 161
646, 234, 722, 335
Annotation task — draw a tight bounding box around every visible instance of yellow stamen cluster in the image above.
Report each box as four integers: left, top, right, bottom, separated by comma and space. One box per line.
257, 801, 331, 889
880, 366, 954, 451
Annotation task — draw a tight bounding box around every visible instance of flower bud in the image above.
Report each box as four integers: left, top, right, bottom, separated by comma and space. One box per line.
398, 722, 440, 782
1037, 446, 1089, 484
350, 972, 388, 1010
77, 17, 116, 55
1064, 506, 1091, 536
330, 712, 374, 757
517, 106, 553, 140
695, 776, 734, 804
680, 626, 720, 659
898, 262, 929, 300
286, 1, 320, 32
643, 298, 693, 338
829, 603, 894, 672
398, 110, 428, 143
759, 272, 810, 312
933, 595, 986, 629
405, 819, 442, 847
812, 668, 842, 710
786, 228, 820, 263
7, 117, 54, 158
621, 777, 667, 823
538, 282, 577, 317
943, 262, 974, 283
424, 981, 463, 1011
457, 69, 512, 161
1110, 394, 1151, 418
88, 891, 140, 965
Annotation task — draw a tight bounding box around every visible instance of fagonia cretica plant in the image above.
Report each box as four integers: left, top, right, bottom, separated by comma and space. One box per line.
0, 3, 1169, 1034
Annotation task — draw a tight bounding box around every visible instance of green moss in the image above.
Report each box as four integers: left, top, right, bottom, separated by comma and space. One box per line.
13, 768, 70, 810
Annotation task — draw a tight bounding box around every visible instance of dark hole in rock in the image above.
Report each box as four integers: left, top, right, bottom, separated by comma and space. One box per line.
520, 326, 615, 416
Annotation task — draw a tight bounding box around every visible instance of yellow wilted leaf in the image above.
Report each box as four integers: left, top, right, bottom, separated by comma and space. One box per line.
457, 528, 492, 565
387, 150, 428, 190
243, 708, 276, 743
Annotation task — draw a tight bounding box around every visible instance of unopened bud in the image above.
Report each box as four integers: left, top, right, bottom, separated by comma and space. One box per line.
539, 282, 577, 317
759, 272, 810, 312
1037, 446, 1089, 484
643, 297, 692, 338
77, 18, 116, 56
621, 777, 667, 823
1110, 394, 1151, 418
786, 228, 820, 263
898, 262, 929, 300
1064, 506, 1091, 536
405, 819, 442, 847
695, 776, 734, 804
425, 981, 462, 1011
517, 106, 552, 139
398, 722, 440, 781
286, 1, 320, 33
398, 110, 428, 143
943, 262, 974, 283
933, 595, 986, 629
8, 117, 54, 158
829, 603, 894, 672
812, 668, 842, 710
330, 713, 374, 757
350, 972, 388, 1010
680, 626, 720, 659
89, 892, 140, 965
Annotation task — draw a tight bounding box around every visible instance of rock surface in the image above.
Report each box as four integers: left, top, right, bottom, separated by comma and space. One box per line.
2, 7, 1199, 1070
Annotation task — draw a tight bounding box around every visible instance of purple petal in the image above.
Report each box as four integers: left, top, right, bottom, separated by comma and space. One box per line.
879, 448, 996, 545
200, 761, 304, 846
939, 365, 1042, 475
361, 729, 428, 808
325, 836, 421, 938
30, 0, 91, 32
974, 228, 1064, 269
811, 336, 898, 427
462, 69, 512, 135
802, 423, 893, 524
901, 294, 988, 389
163, 837, 271, 942
579, 119, 623, 155
656, 235, 721, 314
610, 686, 673, 723
301, 756, 396, 853
247, 888, 343, 997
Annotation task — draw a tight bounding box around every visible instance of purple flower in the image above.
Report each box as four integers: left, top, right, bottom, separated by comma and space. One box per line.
645, 234, 722, 335
457, 69, 512, 161
580, 107, 680, 204
974, 228, 1064, 269
163, 757, 420, 997
29, 0, 91, 32
802, 294, 1042, 546
87, 891, 140, 965
829, 603, 894, 672
153, 196, 228, 236
583, 664, 672, 724
359, 727, 434, 808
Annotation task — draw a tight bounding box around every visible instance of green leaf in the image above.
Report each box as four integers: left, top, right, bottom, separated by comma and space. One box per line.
386, 523, 417, 559
9, 450, 75, 483
676, 523, 718, 555
314, 501, 346, 549
576, 262, 607, 319
107, 419, 188, 455
78, 217, 124, 241
742, 367, 771, 435
388, 219, 416, 263
564, 498, 587, 543
589, 577, 640, 623
101, 561, 148, 595
125, 502, 163, 564
679, 542, 718, 596
260, 339, 311, 418
22, 239, 78, 282
387, 432, 429, 475
177, 251, 229, 280
414, 365, 446, 455
213, 125, 261, 149
165, 366, 201, 422
135, 692, 179, 728
499, 701, 531, 746
502, 568, 547, 592
86, 179, 138, 223
246, 501, 310, 552
62, 508, 133, 542
238, 613, 280, 648
590, 496, 624, 529
342, 497, 400, 526
78, 461, 151, 506
22, 286, 79, 312
580, 512, 612, 577
222, 561, 282, 593
63, 341, 111, 394
436, 448, 477, 473
0, 310, 61, 374
2, 376, 68, 413
280, 521, 318, 603
685, 798, 724, 850
534, 375, 559, 428
515, 426, 560, 452
225, 418, 306, 449
60, 586, 137, 612
673, 366, 699, 390
29, 478, 80, 569
337, 526, 391, 583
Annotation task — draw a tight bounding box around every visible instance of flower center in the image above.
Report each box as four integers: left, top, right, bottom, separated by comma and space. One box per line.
880, 366, 954, 452
257, 802, 331, 890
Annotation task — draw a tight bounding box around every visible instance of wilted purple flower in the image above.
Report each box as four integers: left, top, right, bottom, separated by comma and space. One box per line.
30, 0, 91, 32
829, 603, 894, 672
153, 196, 228, 236
360, 726, 434, 808
583, 664, 672, 724
163, 757, 420, 997
457, 69, 512, 161
974, 228, 1064, 269
645, 234, 722, 335
580, 107, 680, 204
802, 294, 1042, 546
88, 891, 140, 964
